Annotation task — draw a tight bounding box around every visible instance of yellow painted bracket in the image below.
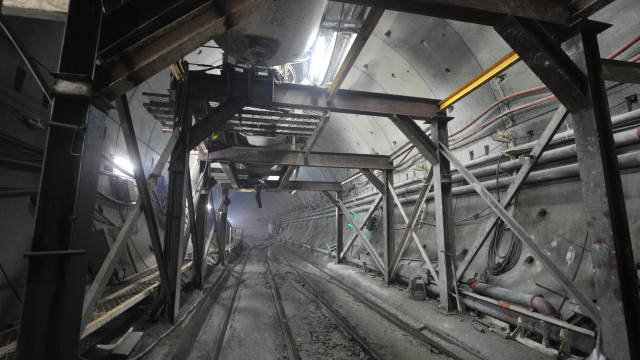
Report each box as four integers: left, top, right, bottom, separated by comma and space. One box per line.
438, 51, 521, 111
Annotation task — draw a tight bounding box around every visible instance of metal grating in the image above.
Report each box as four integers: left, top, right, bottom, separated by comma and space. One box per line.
90, 281, 159, 322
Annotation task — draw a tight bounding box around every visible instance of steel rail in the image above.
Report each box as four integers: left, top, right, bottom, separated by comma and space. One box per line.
275, 253, 384, 360
265, 257, 301, 360
280, 250, 476, 360
212, 249, 252, 360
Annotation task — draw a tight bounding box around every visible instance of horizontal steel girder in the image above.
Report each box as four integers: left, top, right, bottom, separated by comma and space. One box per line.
202, 147, 393, 169
221, 181, 342, 192
341, 0, 573, 30
187, 72, 441, 120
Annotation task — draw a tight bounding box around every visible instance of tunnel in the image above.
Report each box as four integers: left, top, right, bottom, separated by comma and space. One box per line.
1, 0, 640, 359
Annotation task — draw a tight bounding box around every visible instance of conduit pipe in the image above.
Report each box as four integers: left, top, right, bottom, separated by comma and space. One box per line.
279, 109, 640, 222
469, 280, 559, 317
281, 149, 640, 222
338, 255, 595, 354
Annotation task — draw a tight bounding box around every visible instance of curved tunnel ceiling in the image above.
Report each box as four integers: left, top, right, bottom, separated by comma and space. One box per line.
224, 0, 640, 228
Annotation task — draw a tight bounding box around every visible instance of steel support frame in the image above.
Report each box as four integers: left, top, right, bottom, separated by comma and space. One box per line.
163, 84, 191, 323
567, 28, 640, 360
193, 189, 209, 288
382, 169, 395, 284
438, 144, 601, 323
80, 131, 179, 332
455, 105, 568, 282
338, 194, 384, 260
187, 72, 441, 120
220, 162, 239, 188
431, 118, 456, 311
203, 147, 393, 169
323, 191, 385, 273
496, 16, 640, 358
16, 1, 103, 359
218, 188, 229, 266
116, 95, 172, 299
387, 168, 438, 283
95, 0, 265, 100
335, 192, 344, 264
278, 166, 298, 189
389, 115, 439, 165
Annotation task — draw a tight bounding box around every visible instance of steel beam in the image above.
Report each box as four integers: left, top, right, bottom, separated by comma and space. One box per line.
388, 168, 438, 282
188, 99, 247, 150
218, 188, 229, 266
323, 191, 385, 273
204, 190, 220, 256
361, 169, 385, 193
382, 169, 395, 284
386, 181, 439, 284
95, 0, 265, 100
335, 192, 343, 264
326, 8, 385, 102
302, 110, 330, 158
80, 131, 179, 332
339, 194, 384, 260
438, 144, 601, 323
341, 0, 573, 29
16, 1, 103, 359
601, 59, 640, 84
220, 162, 239, 188
116, 95, 172, 298
494, 16, 598, 112
187, 71, 441, 120
221, 181, 342, 192
389, 115, 439, 165
568, 28, 640, 360
193, 189, 208, 288
202, 147, 393, 169
430, 119, 456, 311
278, 166, 298, 190
455, 105, 568, 282
163, 85, 190, 323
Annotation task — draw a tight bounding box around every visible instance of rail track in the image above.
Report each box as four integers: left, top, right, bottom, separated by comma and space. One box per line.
271, 246, 490, 360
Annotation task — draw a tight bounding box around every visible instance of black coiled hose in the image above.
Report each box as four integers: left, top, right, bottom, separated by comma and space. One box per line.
487, 154, 522, 276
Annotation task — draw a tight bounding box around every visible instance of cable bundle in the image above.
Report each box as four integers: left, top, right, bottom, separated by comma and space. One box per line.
487, 219, 522, 276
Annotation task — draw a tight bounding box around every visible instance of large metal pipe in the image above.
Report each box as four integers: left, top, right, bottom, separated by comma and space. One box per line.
282, 143, 640, 222
469, 280, 559, 317
279, 110, 640, 222
337, 253, 596, 354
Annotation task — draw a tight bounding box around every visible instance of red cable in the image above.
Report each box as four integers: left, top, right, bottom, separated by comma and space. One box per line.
449, 32, 640, 144
451, 95, 556, 145
448, 86, 548, 138
606, 34, 640, 60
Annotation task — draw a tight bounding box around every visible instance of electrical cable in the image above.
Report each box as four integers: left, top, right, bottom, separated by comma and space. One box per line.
0, 260, 22, 304
97, 190, 136, 206
486, 154, 521, 276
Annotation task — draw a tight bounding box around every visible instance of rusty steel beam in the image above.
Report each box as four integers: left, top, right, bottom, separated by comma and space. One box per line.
220, 162, 239, 188
202, 147, 393, 169
340, 0, 573, 30
187, 71, 441, 120
601, 59, 640, 84
95, 0, 265, 100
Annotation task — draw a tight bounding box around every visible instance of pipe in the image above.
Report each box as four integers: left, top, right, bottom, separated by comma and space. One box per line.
281, 148, 640, 222
469, 280, 559, 317
337, 255, 595, 354
280, 110, 640, 223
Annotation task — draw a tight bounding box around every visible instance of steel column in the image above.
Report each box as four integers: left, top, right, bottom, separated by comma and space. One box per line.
569, 28, 640, 360
431, 118, 456, 311
163, 84, 190, 323
116, 95, 172, 299
218, 188, 229, 266
383, 169, 395, 284
193, 189, 208, 288
335, 192, 343, 264
16, 1, 103, 359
